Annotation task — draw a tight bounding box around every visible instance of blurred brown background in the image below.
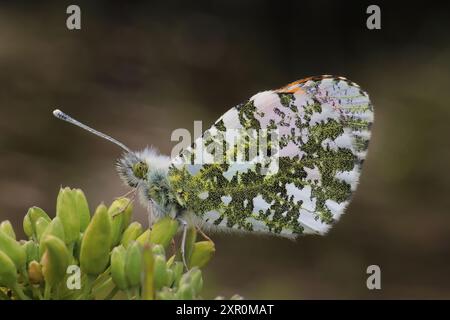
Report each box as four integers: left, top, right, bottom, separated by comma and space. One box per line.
1, 0, 450, 299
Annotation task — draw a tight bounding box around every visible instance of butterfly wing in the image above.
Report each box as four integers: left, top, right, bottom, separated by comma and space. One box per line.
168, 76, 374, 237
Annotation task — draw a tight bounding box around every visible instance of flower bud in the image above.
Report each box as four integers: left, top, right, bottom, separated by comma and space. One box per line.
0, 249, 17, 287
166, 255, 175, 268
22, 240, 39, 264
80, 204, 112, 275
156, 287, 175, 300
74, 189, 90, 232
0, 228, 26, 270
120, 198, 133, 227
178, 269, 191, 288
178, 267, 202, 296
149, 217, 179, 248
39, 217, 65, 258
23, 216, 33, 239
166, 268, 174, 288
40, 235, 70, 287
0, 220, 16, 239
23, 207, 51, 239
171, 262, 184, 287
56, 187, 80, 244
176, 284, 194, 300
73, 232, 83, 262
28, 260, 44, 285
110, 245, 128, 290
189, 241, 215, 269
189, 268, 203, 296
108, 198, 133, 247
124, 241, 142, 288
141, 244, 154, 300
152, 244, 165, 257
153, 254, 168, 291
35, 217, 49, 242
121, 222, 143, 248
136, 229, 151, 246
184, 227, 197, 263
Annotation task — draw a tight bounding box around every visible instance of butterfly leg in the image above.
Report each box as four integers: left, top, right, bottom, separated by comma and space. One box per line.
114, 188, 136, 200
171, 238, 176, 256
113, 189, 137, 217
178, 218, 189, 270
147, 202, 155, 228
196, 226, 212, 242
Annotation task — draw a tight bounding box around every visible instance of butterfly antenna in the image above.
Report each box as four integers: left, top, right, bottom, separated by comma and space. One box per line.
53, 109, 131, 153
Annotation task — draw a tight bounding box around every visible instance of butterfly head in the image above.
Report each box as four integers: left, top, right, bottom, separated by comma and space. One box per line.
116, 147, 170, 186
116, 152, 149, 188
116, 148, 176, 217
133, 161, 149, 179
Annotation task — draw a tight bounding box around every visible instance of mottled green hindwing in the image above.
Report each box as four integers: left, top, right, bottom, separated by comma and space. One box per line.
169, 76, 374, 238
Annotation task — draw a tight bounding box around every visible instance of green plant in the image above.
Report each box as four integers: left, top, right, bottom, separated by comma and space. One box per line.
0, 187, 237, 300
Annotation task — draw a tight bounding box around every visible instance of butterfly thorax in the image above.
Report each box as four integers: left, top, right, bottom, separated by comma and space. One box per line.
116, 148, 185, 219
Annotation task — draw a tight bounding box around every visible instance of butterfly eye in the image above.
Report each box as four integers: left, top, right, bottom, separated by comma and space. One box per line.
132, 161, 148, 180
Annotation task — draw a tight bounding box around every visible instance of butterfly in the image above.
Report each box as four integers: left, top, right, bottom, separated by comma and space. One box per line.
53, 75, 373, 249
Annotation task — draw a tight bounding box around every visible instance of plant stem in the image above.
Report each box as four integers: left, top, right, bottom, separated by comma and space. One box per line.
44, 283, 52, 300
20, 266, 29, 285
12, 284, 31, 300
125, 289, 134, 300
92, 277, 113, 295
68, 242, 75, 257
133, 287, 141, 300
31, 285, 43, 300
92, 266, 111, 288
55, 283, 61, 300
83, 274, 96, 300
104, 286, 119, 300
